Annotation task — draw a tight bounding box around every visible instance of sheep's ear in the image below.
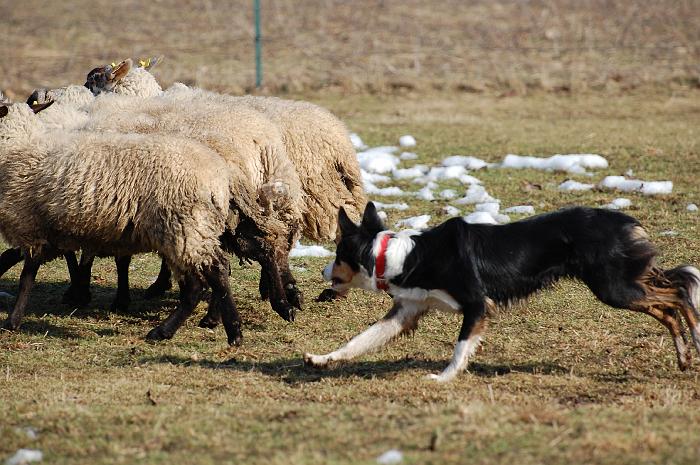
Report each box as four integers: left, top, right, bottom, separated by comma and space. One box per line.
338, 207, 358, 236
30, 101, 54, 114
0, 106, 8, 118
109, 59, 132, 83
361, 202, 385, 233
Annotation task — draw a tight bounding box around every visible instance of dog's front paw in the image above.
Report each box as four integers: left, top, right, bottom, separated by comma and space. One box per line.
303, 353, 330, 368
425, 372, 454, 383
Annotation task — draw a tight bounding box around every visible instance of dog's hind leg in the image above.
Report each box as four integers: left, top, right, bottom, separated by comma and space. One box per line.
426, 299, 490, 382
304, 300, 427, 367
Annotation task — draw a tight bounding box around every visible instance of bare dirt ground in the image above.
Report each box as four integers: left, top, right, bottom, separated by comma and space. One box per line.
1, 1, 700, 464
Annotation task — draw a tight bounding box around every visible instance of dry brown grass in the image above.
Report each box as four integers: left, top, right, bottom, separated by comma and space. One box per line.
1, 90, 699, 464
1, 0, 699, 98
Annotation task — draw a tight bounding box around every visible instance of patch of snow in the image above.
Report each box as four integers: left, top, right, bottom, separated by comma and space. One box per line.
442, 155, 491, 170
14, 428, 37, 440
395, 215, 431, 230
400, 151, 418, 160
349, 133, 367, 150
414, 186, 434, 201
364, 181, 406, 197
688, 203, 698, 212
599, 176, 673, 195
463, 212, 498, 225
290, 266, 307, 273
558, 180, 594, 191
357, 147, 400, 174
377, 211, 388, 221
504, 205, 535, 215
603, 198, 632, 210
5, 449, 43, 465
454, 185, 498, 205
372, 201, 409, 210
399, 135, 416, 147
392, 165, 429, 179
502, 153, 608, 173
289, 242, 334, 258
376, 449, 403, 465
625, 169, 634, 177
439, 189, 457, 199
415, 166, 482, 185
443, 205, 461, 216
475, 202, 500, 215
660, 230, 678, 237
361, 170, 391, 184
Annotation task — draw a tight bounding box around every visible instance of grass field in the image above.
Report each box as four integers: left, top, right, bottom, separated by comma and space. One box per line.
1, 89, 699, 464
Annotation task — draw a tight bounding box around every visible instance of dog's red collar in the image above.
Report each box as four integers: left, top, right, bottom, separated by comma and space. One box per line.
375, 233, 393, 291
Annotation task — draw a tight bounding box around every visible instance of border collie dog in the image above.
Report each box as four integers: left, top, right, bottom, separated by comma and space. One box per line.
304, 203, 700, 382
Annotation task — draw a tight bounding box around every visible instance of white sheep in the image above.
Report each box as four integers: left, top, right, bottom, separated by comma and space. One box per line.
0, 102, 252, 344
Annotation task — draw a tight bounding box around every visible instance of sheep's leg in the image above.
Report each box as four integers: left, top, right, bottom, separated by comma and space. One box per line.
0, 247, 23, 278
62, 253, 94, 307
258, 269, 271, 301
203, 259, 242, 346
258, 252, 295, 323
144, 258, 173, 299
259, 251, 303, 310
198, 259, 230, 329
111, 256, 131, 312
2, 247, 59, 330
146, 273, 204, 341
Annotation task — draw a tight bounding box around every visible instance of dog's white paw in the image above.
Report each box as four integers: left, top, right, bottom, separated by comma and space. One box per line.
425, 372, 455, 383
303, 353, 330, 367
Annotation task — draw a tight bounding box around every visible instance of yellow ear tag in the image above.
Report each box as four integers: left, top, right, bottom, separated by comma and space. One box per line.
32, 101, 38, 105
111, 62, 116, 67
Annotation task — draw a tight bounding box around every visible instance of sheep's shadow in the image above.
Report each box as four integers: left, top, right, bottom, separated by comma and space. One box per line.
0, 278, 175, 323
138, 353, 568, 383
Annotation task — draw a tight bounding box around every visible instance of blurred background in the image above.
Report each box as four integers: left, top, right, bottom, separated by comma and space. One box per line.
1, 0, 699, 99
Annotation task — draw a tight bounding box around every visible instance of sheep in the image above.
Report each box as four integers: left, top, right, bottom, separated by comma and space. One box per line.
0, 101, 258, 343
25, 69, 306, 321
86, 59, 366, 312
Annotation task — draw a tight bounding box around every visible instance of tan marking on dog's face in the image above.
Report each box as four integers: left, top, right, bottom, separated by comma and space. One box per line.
330, 261, 356, 290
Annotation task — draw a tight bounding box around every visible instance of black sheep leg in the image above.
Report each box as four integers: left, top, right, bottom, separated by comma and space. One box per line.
146, 273, 204, 341
62, 253, 93, 307
144, 258, 173, 299
202, 258, 242, 345
111, 256, 132, 312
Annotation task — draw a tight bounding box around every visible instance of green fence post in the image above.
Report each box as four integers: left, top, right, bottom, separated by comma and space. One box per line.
254, 0, 262, 88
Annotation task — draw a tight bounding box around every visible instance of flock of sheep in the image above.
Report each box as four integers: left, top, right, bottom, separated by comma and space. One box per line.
0, 57, 366, 344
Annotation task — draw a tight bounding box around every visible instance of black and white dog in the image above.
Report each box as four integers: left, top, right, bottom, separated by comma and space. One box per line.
304, 203, 700, 381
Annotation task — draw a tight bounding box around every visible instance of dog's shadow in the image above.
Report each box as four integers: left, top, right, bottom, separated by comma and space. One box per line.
138, 353, 568, 383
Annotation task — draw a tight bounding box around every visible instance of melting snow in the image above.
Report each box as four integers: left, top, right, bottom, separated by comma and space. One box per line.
395, 215, 431, 230
502, 154, 608, 173
357, 147, 400, 174
400, 151, 418, 160
392, 165, 429, 179
361, 170, 390, 184
688, 203, 698, 212
349, 133, 367, 150
439, 189, 457, 199
443, 205, 461, 216
603, 198, 632, 210
414, 186, 434, 201
463, 212, 498, 225
454, 185, 498, 205
504, 205, 535, 215
376, 449, 404, 465
414, 166, 482, 185
475, 202, 500, 215
364, 181, 406, 196
558, 180, 594, 191
399, 135, 416, 147
442, 155, 491, 170
372, 201, 409, 210
599, 176, 673, 195
289, 242, 334, 258
5, 449, 43, 465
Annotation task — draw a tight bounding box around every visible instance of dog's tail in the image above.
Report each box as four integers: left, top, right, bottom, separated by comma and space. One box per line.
664, 265, 700, 317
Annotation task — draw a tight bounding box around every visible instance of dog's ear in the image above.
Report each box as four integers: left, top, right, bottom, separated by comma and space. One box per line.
30, 100, 54, 114
338, 207, 358, 236
361, 202, 385, 233
0, 106, 8, 118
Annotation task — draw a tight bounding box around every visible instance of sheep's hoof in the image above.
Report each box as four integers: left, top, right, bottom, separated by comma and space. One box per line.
144, 281, 172, 299
316, 288, 340, 302
1, 319, 19, 332
285, 283, 304, 310
198, 313, 221, 329
272, 301, 296, 323
62, 287, 91, 307
145, 325, 172, 341
227, 329, 243, 346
